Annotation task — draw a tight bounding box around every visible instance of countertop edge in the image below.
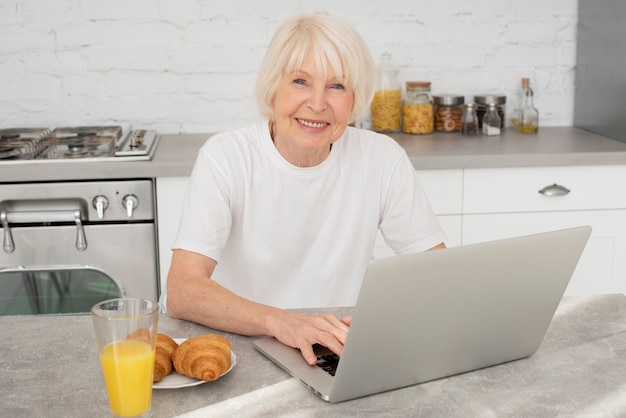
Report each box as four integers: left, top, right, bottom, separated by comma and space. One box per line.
2, 127, 626, 182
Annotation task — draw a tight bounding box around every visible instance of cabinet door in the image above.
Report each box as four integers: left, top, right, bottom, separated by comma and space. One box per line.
464, 165, 626, 214
156, 177, 190, 298
463, 210, 626, 296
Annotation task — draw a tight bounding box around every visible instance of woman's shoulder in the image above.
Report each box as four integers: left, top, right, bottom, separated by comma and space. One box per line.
200, 122, 267, 153
206, 122, 265, 144
342, 127, 404, 155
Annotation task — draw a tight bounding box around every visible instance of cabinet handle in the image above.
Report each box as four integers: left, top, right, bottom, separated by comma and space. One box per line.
538, 183, 570, 197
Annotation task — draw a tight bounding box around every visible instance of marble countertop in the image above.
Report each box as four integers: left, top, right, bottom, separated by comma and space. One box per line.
2, 127, 626, 183
2, 294, 626, 417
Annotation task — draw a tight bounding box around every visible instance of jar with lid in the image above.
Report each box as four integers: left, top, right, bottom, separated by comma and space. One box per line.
402, 81, 434, 134
370, 52, 402, 133
433, 95, 464, 132
482, 103, 502, 136
460, 102, 478, 135
474, 94, 506, 130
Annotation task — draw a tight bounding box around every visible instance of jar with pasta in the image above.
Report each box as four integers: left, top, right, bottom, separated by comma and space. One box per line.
402, 81, 434, 135
371, 52, 402, 133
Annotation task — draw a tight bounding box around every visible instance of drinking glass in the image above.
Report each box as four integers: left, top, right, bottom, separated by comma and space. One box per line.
91, 298, 159, 417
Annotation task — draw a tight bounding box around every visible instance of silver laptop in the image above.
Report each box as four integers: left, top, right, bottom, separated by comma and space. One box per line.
254, 226, 592, 403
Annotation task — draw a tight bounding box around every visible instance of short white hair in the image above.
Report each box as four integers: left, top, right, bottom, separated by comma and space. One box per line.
255, 12, 376, 123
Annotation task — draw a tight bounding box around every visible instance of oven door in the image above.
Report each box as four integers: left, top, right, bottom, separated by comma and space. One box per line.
0, 223, 158, 315
0, 265, 122, 315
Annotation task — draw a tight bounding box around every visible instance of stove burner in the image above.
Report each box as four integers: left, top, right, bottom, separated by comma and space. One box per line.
65, 143, 89, 158
0, 128, 50, 160
64, 134, 99, 156
0, 126, 158, 163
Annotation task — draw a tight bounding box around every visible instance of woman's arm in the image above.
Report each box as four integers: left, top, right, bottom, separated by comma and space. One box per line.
166, 249, 350, 365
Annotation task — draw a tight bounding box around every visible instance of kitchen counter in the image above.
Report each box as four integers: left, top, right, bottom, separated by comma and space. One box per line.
2, 127, 626, 183
3, 294, 626, 417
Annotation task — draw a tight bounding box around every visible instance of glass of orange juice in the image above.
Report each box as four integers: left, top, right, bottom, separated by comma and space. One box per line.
91, 298, 159, 417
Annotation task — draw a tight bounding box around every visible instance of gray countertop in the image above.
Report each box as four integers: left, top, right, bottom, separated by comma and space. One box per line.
2, 127, 626, 183
3, 294, 626, 417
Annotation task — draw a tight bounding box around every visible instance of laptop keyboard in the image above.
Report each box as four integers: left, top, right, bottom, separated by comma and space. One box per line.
316, 353, 340, 376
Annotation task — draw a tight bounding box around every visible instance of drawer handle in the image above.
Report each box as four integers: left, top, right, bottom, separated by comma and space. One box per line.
538, 183, 570, 197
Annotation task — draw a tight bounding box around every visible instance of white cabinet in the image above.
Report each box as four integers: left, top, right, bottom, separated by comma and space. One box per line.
462, 166, 626, 296
156, 177, 189, 297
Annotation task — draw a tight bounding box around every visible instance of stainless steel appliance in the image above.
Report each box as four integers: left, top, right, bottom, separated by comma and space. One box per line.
574, 0, 626, 143
0, 126, 160, 315
0, 125, 159, 163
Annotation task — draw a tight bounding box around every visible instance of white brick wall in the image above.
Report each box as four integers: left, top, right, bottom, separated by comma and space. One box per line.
0, 0, 578, 133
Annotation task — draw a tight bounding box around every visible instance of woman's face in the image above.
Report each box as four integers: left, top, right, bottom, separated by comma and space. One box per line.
271, 50, 354, 166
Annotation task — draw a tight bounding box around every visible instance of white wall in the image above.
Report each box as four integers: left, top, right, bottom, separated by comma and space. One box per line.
0, 0, 578, 134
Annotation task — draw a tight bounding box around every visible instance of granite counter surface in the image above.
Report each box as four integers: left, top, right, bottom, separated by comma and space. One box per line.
2, 127, 626, 183
2, 294, 626, 417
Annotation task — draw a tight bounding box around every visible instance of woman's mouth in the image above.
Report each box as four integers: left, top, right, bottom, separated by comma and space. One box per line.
297, 118, 328, 129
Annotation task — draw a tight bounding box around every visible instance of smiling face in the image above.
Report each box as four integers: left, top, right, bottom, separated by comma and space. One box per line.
270, 49, 354, 167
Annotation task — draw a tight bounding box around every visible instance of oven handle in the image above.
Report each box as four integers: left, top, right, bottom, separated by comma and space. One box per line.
0, 208, 88, 253
1, 210, 14, 253
74, 210, 88, 251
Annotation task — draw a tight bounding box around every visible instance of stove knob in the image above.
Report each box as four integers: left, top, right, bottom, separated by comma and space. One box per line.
122, 194, 139, 218
92, 195, 109, 219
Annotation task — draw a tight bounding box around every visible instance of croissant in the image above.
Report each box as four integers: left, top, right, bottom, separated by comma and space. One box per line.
126, 327, 151, 343
172, 334, 231, 381
154, 333, 179, 382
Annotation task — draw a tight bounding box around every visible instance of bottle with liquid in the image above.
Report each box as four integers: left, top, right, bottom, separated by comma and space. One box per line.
512, 77, 539, 133
482, 103, 501, 136
371, 52, 402, 133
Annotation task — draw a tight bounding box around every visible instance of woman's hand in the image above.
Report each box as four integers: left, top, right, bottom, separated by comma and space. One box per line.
266, 311, 353, 365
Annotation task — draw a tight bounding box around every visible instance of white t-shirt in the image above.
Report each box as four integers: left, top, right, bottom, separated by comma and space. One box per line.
173, 121, 444, 308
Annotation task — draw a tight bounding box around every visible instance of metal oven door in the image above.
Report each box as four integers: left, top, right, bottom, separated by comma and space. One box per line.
0, 222, 158, 316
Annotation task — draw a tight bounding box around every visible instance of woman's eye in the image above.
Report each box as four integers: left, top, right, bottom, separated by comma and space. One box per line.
293, 78, 306, 85
330, 83, 345, 90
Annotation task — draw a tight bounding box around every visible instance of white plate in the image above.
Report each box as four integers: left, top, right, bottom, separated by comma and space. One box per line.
153, 337, 236, 389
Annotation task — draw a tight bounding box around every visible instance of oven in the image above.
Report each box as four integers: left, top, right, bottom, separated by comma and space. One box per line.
0, 126, 160, 315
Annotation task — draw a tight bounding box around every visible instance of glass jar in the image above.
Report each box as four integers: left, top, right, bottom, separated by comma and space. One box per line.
402, 81, 434, 134
371, 52, 402, 133
482, 103, 502, 136
433, 95, 464, 132
460, 102, 478, 135
474, 95, 506, 130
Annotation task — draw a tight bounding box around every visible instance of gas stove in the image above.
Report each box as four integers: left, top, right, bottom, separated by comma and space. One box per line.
0, 126, 159, 164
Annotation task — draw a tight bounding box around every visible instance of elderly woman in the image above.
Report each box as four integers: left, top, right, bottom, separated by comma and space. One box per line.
166, 12, 445, 365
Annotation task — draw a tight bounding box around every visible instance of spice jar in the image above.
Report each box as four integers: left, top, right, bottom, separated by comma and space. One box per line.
482, 103, 502, 136
433, 95, 464, 132
460, 102, 478, 135
402, 81, 434, 135
474, 95, 506, 130
371, 52, 402, 133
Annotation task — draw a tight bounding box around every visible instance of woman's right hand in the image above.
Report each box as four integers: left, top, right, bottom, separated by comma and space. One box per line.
265, 311, 352, 365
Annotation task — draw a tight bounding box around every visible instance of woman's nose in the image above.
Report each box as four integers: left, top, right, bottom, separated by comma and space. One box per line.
307, 87, 328, 112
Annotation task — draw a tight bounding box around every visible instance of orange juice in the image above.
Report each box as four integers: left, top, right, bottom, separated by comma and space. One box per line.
100, 340, 155, 417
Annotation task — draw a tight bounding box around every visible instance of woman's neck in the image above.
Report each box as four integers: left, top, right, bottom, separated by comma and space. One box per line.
269, 121, 333, 167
